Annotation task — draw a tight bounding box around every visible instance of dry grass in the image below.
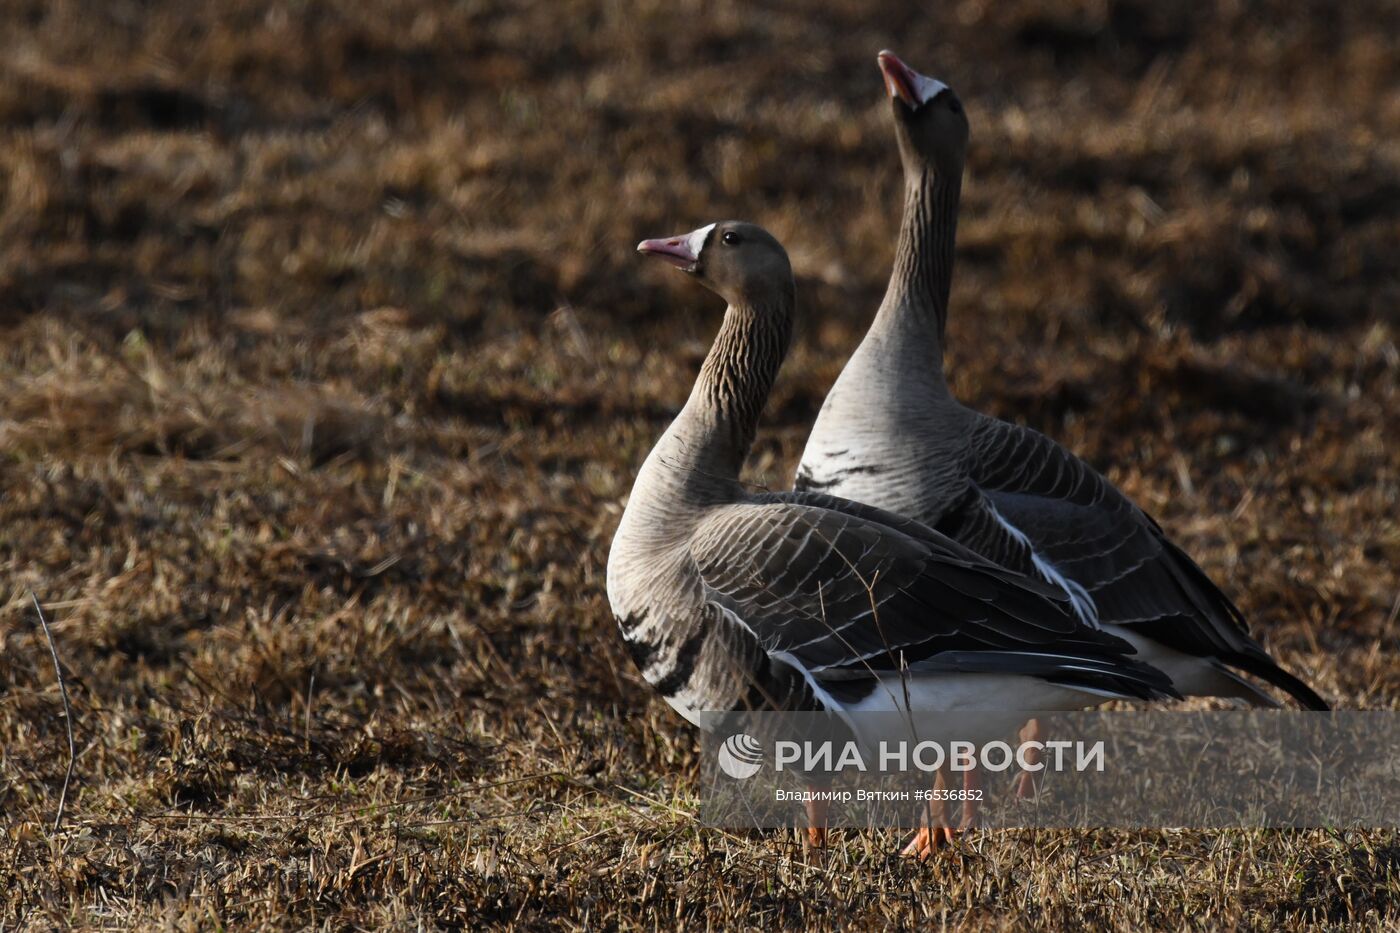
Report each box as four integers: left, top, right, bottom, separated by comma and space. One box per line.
0, 0, 1397, 927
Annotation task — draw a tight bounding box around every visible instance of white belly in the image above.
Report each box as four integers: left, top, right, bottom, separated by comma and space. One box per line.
839, 672, 1112, 750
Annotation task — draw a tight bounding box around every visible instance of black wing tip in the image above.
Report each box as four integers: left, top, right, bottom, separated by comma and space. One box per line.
1227, 653, 1331, 711
1128, 658, 1184, 702
1117, 539, 1329, 710
1103, 635, 1183, 701
924, 650, 1181, 703
1066, 656, 1182, 702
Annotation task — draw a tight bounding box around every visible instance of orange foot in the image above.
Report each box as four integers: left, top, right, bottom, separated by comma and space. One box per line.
899, 823, 958, 859
900, 783, 960, 860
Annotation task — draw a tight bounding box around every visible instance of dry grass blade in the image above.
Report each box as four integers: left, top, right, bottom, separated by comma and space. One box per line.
29, 591, 76, 832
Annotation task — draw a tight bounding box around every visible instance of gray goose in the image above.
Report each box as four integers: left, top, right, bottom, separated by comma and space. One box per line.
607, 220, 1178, 853
797, 51, 1327, 712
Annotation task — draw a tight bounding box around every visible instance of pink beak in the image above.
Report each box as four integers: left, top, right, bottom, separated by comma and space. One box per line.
636, 236, 698, 270
877, 50, 920, 108
877, 50, 950, 109
638, 224, 715, 272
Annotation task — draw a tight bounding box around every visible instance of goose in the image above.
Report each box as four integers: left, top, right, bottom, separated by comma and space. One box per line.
796, 51, 1328, 723
608, 220, 1179, 857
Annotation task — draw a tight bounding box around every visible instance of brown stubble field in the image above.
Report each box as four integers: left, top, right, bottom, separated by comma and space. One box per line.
0, 0, 1397, 927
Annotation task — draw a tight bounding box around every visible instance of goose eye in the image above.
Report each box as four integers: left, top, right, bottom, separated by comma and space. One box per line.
721, 231, 741, 246
947, 98, 962, 115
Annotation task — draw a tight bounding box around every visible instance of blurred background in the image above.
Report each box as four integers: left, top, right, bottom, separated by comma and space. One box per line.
1, 0, 1397, 926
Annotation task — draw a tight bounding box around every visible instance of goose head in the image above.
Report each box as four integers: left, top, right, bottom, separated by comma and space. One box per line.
877, 50, 968, 181
637, 221, 792, 308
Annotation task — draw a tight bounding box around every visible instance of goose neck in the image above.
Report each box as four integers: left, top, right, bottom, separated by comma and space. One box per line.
684, 293, 793, 476
877, 166, 961, 352
634, 289, 794, 509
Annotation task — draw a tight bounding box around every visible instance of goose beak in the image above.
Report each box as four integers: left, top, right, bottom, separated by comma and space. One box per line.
636, 236, 700, 272
878, 50, 919, 107
877, 50, 949, 109
636, 223, 715, 273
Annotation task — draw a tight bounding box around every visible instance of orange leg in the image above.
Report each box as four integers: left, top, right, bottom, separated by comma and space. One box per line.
804, 784, 829, 850
900, 769, 960, 859
1016, 718, 1043, 799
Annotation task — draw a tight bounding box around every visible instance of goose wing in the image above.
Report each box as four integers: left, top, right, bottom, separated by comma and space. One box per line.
966, 415, 1245, 640
964, 415, 1327, 709
687, 494, 1175, 700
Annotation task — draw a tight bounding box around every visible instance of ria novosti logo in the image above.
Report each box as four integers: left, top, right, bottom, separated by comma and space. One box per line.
717, 733, 764, 779
715, 734, 1108, 780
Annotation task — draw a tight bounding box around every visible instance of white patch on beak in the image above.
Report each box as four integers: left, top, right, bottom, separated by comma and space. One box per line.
636, 222, 719, 272
686, 223, 716, 260
911, 72, 949, 106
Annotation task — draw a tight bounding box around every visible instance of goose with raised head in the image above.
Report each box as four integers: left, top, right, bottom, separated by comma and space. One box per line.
796, 51, 1327, 713
608, 220, 1179, 855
